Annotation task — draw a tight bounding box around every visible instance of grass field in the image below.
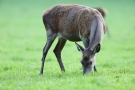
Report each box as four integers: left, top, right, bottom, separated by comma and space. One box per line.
0, 0, 135, 90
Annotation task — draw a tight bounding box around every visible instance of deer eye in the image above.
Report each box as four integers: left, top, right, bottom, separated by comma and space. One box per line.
86, 62, 92, 66
89, 62, 92, 64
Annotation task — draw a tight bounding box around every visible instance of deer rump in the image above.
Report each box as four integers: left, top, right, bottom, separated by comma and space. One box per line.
41, 4, 106, 75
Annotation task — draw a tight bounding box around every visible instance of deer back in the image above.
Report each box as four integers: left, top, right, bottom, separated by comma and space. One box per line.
42, 4, 106, 42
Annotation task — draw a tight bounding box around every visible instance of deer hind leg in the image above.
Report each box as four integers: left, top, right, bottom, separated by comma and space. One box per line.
40, 29, 56, 75
53, 38, 67, 72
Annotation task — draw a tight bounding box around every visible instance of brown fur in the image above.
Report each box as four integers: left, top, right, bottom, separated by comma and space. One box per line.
40, 4, 106, 74
43, 5, 106, 39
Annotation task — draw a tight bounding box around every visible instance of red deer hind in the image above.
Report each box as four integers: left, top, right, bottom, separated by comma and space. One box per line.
40, 4, 106, 75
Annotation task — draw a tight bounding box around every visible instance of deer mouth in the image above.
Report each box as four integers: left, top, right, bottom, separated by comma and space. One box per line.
83, 67, 92, 75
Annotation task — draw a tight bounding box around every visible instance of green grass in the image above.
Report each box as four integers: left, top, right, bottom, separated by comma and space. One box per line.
0, 0, 135, 90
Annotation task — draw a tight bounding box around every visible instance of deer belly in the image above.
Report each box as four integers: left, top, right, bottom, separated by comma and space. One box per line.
58, 33, 81, 41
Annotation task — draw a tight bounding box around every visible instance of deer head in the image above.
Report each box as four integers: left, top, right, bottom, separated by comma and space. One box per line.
75, 42, 100, 75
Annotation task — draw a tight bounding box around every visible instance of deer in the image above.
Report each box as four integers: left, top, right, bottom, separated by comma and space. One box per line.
40, 4, 106, 75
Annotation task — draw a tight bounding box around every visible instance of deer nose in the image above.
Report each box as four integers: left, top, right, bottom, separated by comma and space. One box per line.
82, 67, 92, 75
83, 70, 90, 75
83, 69, 89, 75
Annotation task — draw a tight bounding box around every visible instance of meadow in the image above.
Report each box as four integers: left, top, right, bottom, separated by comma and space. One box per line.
0, 0, 135, 90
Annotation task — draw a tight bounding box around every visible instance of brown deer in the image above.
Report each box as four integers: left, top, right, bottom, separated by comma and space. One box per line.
40, 4, 106, 75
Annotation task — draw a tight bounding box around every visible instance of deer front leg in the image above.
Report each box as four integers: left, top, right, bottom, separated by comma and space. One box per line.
40, 29, 56, 75
94, 65, 97, 72
53, 38, 67, 72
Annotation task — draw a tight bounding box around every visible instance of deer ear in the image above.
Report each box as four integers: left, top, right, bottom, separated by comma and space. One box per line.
92, 44, 101, 54
75, 42, 84, 52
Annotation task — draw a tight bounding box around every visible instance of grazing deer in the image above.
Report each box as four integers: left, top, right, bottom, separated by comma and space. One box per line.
40, 4, 106, 75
